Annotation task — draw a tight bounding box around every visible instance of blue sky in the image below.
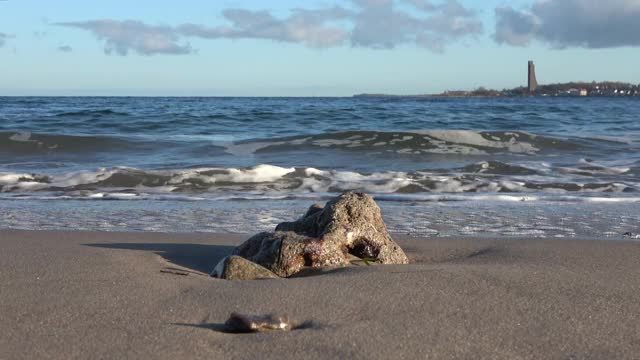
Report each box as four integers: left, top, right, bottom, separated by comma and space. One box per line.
1, 0, 639, 96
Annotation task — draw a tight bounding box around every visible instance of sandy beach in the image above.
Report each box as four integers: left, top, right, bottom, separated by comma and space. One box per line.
0, 230, 638, 359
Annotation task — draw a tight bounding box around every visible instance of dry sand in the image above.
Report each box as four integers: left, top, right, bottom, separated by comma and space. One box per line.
1, 229, 639, 359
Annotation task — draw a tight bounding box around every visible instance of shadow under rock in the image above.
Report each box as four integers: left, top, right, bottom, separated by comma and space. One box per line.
174, 322, 228, 332
86, 243, 235, 274
173, 320, 318, 334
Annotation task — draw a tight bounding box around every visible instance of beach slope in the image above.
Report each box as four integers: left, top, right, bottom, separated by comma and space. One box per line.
1, 230, 639, 359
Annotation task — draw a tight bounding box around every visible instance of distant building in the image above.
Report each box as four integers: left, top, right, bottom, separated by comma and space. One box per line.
528, 61, 538, 93
579, 89, 588, 96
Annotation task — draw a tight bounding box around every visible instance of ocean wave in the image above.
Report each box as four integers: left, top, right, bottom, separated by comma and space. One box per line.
226, 130, 630, 156
0, 131, 141, 154
54, 109, 130, 117
1, 163, 637, 199
4, 193, 640, 204
0, 132, 229, 157
2, 130, 634, 159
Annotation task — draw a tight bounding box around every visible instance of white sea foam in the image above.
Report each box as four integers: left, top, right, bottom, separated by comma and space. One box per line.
1, 163, 639, 201
215, 130, 558, 157
223, 141, 275, 156
1, 165, 296, 193
9, 132, 35, 142
168, 164, 295, 185
0, 173, 33, 185
420, 130, 540, 154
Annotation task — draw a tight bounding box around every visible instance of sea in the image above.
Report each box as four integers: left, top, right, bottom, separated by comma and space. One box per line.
1, 96, 639, 238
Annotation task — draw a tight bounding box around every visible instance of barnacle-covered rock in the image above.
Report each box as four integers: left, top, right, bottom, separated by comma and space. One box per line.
231, 232, 311, 278
230, 192, 408, 278
277, 191, 409, 265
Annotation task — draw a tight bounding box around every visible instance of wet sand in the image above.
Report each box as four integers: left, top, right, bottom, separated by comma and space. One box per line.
1, 229, 639, 359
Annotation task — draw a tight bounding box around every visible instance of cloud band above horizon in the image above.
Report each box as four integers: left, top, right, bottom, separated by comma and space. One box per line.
55, 0, 484, 55
51, 0, 640, 56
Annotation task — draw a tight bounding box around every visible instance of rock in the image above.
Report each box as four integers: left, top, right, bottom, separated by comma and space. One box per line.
232, 192, 409, 277
277, 191, 409, 265
211, 255, 279, 280
224, 312, 291, 333
231, 232, 312, 278
303, 203, 324, 218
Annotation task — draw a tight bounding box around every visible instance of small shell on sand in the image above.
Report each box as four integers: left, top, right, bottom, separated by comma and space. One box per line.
224, 312, 291, 333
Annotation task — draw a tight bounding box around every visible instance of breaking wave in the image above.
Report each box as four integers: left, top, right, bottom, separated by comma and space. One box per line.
0, 131, 227, 157
227, 130, 631, 156
1, 162, 638, 201
1, 130, 634, 160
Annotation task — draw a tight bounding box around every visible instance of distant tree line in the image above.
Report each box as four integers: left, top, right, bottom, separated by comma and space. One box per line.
353, 82, 640, 98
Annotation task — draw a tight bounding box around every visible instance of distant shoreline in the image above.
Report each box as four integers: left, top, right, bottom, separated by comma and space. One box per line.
353, 94, 639, 99
354, 81, 640, 98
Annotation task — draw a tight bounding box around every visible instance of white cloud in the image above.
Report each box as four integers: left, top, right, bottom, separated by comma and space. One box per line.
178, 7, 352, 48
56, 0, 482, 55
495, 0, 640, 48
56, 20, 192, 55
0, 32, 13, 48
57, 45, 73, 52
494, 6, 538, 46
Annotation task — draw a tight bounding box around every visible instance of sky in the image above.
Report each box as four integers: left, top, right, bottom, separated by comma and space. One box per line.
1, 0, 639, 96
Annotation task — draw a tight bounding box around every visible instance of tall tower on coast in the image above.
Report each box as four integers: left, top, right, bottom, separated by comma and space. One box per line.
528, 61, 538, 93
